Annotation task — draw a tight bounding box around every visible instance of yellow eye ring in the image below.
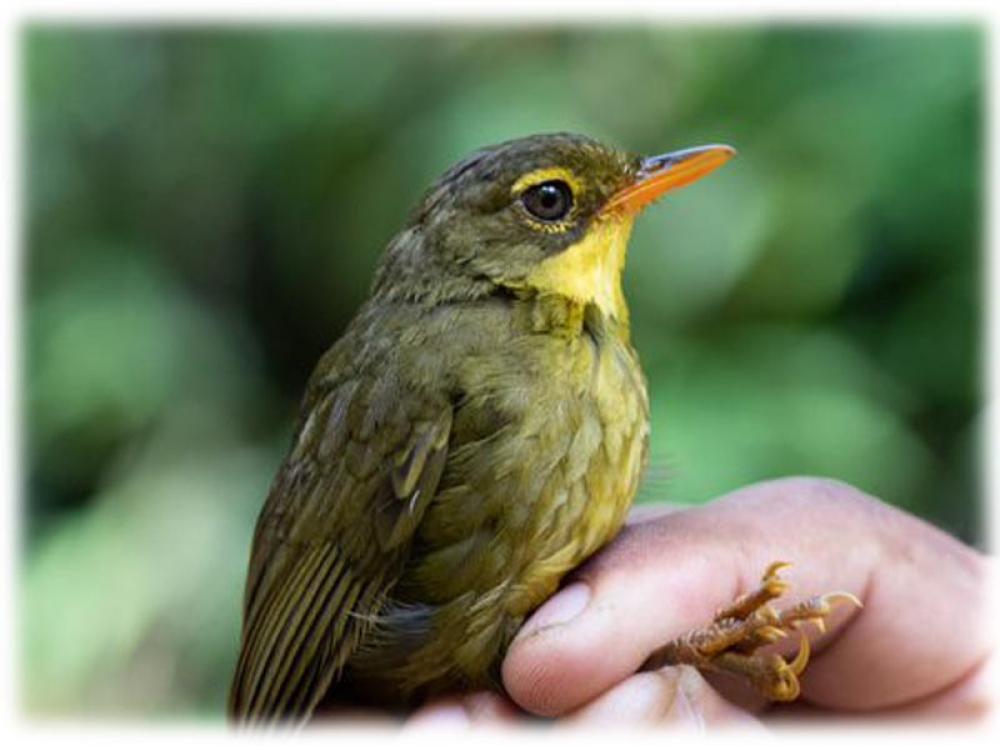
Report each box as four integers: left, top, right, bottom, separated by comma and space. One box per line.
511, 167, 581, 233
510, 166, 583, 197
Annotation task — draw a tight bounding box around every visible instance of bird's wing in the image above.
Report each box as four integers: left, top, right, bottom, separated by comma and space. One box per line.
228, 371, 452, 724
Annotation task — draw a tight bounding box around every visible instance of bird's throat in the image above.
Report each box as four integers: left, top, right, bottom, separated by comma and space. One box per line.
519, 215, 634, 323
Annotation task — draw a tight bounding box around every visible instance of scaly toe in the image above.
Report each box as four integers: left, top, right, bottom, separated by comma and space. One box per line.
755, 604, 781, 625
755, 625, 788, 645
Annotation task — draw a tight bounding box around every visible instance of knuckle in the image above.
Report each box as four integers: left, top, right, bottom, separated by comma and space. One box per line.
771, 475, 879, 512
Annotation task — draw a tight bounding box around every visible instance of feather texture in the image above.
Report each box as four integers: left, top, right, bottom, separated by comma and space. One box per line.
228, 134, 662, 722
228, 362, 453, 724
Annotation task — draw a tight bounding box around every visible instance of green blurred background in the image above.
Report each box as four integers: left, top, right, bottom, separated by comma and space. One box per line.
21, 24, 983, 718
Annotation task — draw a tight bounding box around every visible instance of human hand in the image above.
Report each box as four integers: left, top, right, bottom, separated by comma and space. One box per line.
409, 477, 993, 728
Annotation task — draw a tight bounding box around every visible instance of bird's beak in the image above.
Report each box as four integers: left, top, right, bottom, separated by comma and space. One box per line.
604, 144, 736, 215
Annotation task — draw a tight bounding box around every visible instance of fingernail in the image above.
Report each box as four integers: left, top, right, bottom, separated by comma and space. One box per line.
518, 582, 591, 638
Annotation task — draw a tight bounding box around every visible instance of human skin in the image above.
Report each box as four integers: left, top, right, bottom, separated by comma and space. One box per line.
407, 477, 994, 728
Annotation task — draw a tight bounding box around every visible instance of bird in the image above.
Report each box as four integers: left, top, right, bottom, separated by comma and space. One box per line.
227, 133, 856, 725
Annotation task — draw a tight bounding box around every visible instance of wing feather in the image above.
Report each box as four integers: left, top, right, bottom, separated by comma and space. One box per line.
240, 545, 334, 706
228, 372, 452, 724
249, 547, 346, 717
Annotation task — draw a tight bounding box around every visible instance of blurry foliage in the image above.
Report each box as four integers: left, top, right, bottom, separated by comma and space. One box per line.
21, 24, 982, 718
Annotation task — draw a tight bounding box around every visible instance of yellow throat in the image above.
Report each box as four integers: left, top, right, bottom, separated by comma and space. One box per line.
521, 214, 635, 323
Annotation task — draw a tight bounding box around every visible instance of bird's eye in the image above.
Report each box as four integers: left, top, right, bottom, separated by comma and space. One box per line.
520, 180, 573, 222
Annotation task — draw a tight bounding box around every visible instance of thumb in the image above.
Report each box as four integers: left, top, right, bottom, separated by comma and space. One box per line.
501, 478, 875, 716
501, 536, 750, 716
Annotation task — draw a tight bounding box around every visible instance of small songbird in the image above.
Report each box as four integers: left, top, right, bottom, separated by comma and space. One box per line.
228, 133, 854, 724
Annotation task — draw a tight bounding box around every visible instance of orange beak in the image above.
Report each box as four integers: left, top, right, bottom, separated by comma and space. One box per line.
604, 144, 736, 215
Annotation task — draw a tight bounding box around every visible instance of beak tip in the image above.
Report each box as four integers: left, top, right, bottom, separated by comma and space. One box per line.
608, 142, 737, 214
706, 143, 738, 160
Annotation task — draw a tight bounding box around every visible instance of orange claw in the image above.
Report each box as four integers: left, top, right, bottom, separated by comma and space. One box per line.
788, 633, 811, 676
823, 591, 864, 610
756, 626, 788, 644
763, 561, 792, 578
761, 562, 792, 596
772, 663, 801, 701
796, 616, 826, 635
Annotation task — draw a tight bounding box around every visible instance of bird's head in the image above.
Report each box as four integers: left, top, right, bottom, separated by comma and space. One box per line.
372, 133, 734, 322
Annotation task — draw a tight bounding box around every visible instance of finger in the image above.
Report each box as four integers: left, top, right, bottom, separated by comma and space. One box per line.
794, 503, 991, 710
625, 502, 688, 524
460, 691, 523, 724
405, 692, 523, 729
879, 654, 994, 721
503, 477, 988, 716
561, 665, 768, 730
767, 653, 995, 724
405, 697, 471, 729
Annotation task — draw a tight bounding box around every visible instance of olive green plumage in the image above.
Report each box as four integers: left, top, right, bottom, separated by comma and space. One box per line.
228, 133, 652, 723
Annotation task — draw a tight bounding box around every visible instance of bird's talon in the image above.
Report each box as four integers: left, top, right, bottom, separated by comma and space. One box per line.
822, 590, 863, 610
647, 561, 860, 704
753, 626, 787, 645
788, 634, 811, 676
764, 579, 790, 596
763, 561, 792, 581
792, 616, 826, 634
771, 664, 801, 701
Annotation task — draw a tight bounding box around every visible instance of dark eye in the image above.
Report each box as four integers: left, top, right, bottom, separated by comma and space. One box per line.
520, 180, 573, 222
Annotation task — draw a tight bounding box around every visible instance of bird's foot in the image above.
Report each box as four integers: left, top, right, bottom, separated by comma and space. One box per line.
643, 562, 861, 701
